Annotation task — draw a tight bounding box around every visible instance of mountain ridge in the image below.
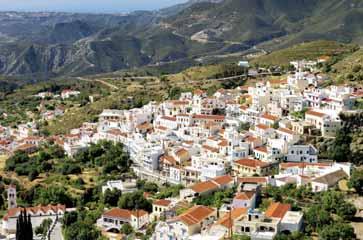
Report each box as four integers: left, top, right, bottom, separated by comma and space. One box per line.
1, 0, 363, 80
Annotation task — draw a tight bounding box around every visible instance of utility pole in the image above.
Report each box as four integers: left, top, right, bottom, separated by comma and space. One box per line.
228, 208, 232, 239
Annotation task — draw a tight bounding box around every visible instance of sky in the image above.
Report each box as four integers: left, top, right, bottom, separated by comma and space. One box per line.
0, 0, 188, 13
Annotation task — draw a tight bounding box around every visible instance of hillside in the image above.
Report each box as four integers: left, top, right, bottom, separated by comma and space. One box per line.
252, 40, 359, 66
332, 49, 363, 85
2, 0, 363, 81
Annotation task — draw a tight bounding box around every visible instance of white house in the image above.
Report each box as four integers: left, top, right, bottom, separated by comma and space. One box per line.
280, 211, 304, 233
152, 199, 173, 220
311, 169, 348, 192
152, 205, 217, 240
97, 208, 149, 231
286, 144, 318, 163
101, 179, 138, 194
232, 191, 256, 209
61, 89, 81, 99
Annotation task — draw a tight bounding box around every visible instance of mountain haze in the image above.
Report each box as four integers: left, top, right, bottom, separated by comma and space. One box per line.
1, 0, 363, 79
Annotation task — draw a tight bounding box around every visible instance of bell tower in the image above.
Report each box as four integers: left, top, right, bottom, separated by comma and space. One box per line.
7, 184, 17, 209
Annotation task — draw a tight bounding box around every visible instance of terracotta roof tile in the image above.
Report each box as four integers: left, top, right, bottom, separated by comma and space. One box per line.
261, 113, 279, 121
216, 208, 247, 228
177, 205, 215, 226
234, 192, 255, 200
218, 140, 228, 147
191, 181, 219, 193
280, 162, 331, 169
256, 124, 270, 130
254, 146, 268, 153
306, 110, 326, 118
265, 202, 291, 219
153, 199, 172, 207
103, 208, 148, 219
193, 114, 225, 121
3, 204, 65, 221
234, 159, 270, 168
202, 145, 219, 153
212, 175, 234, 186
103, 208, 131, 219
237, 177, 268, 184
161, 116, 177, 121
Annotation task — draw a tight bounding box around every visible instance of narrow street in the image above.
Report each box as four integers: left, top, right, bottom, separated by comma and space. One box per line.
49, 221, 63, 240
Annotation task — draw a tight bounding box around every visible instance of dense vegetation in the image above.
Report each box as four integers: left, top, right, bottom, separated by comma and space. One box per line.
0, 78, 109, 127
324, 112, 363, 165
74, 141, 131, 175
348, 169, 363, 196
1, 141, 133, 210
333, 49, 363, 85
62, 209, 104, 240
193, 188, 235, 209
263, 184, 356, 240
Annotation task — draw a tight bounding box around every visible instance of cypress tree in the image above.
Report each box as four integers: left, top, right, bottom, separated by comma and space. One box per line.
27, 213, 33, 239
16, 209, 33, 240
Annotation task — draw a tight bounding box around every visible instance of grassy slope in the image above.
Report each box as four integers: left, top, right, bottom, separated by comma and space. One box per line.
252, 40, 358, 66
0, 78, 110, 127
330, 48, 363, 85
333, 49, 363, 74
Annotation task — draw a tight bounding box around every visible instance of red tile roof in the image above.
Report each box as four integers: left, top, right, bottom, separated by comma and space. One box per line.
256, 124, 270, 130
160, 155, 177, 166
161, 116, 177, 121
191, 181, 219, 193
234, 159, 270, 168
306, 110, 326, 118
202, 145, 219, 153
237, 177, 268, 184
177, 205, 215, 226
194, 89, 206, 96
103, 208, 148, 219
218, 140, 229, 147
254, 146, 268, 153
103, 208, 131, 219
170, 100, 189, 105
216, 208, 247, 228
261, 113, 279, 121
280, 162, 332, 169
193, 114, 225, 121
3, 204, 65, 221
153, 199, 172, 207
212, 175, 234, 186
268, 79, 287, 85
265, 202, 291, 219
234, 192, 255, 200
16, 143, 37, 151
175, 148, 189, 157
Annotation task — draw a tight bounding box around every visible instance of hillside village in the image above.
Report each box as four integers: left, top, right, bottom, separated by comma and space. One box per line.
0, 57, 362, 240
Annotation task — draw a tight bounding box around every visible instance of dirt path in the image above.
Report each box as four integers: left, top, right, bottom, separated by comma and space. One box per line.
77, 77, 119, 90
349, 196, 363, 239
